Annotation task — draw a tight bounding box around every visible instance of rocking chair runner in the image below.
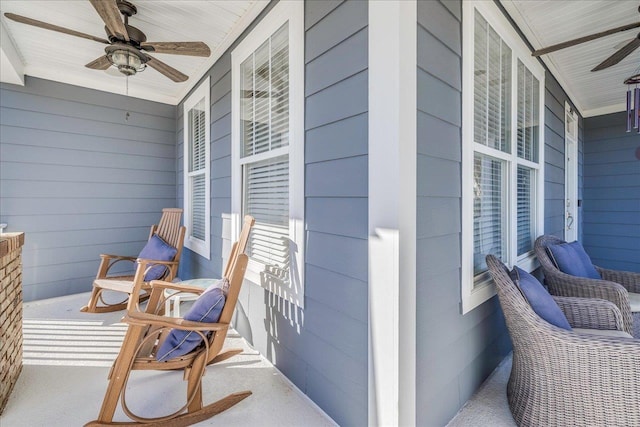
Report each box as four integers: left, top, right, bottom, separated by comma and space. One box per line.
82, 208, 186, 313
86, 215, 255, 427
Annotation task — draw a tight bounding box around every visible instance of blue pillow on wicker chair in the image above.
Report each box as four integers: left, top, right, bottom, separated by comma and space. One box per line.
510, 266, 572, 331
547, 240, 601, 279
156, 283, 226, 361
138, 234, 177, 281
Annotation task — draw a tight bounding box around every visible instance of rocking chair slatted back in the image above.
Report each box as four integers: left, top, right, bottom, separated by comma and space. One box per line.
153, 208, 184, 248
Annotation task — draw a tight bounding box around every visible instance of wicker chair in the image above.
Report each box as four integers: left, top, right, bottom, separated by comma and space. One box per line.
534, 234, 640, 335
486, 254, 640, 427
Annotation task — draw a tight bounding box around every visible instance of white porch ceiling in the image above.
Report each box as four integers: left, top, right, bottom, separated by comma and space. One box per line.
0, 0, 268, 105
502, 0, 640, 118
1, 1, 638, 115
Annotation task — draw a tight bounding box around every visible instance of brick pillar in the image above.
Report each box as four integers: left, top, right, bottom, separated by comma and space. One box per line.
0, 232, 25, 414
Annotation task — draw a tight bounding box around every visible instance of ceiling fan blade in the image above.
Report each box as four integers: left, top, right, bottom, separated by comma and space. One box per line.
142, 54, 188, 82
140, 41, 211, 57
591, 36, 640, 71
89, 0, 129, 41
4, 13, 109, 44
532, 21, 640, 57
85, 55, 111, 70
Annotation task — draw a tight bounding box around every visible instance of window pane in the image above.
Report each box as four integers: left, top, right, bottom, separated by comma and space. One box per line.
517, 60, 540, 162
240, 23, 289, 159
190, 173, 206, 240
473, 153, 505, 276
244, 155, 290, 284
474, 11, 511, 153
270, 23, 289, 150
517, 166, 535, 255
188, 99, 206, 173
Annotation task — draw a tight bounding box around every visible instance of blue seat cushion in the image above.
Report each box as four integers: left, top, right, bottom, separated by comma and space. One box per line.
546, 240, 601, 279
510, 266, 572, 331
156, 282, 226, 361
138, 234, 178, 281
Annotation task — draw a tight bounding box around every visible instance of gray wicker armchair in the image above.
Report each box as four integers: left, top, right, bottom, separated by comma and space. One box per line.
535, 234, 640, 335
486, 254, 640, 427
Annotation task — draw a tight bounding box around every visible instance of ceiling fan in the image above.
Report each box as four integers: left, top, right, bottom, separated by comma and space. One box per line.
531, 6, 640, 72
4, 0, 211, 82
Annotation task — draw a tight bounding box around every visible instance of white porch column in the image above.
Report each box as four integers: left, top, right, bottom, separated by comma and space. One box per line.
368, 1, 417, 426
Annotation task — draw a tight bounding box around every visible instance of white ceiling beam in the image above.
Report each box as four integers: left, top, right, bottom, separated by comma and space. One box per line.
0, 18, 25, 86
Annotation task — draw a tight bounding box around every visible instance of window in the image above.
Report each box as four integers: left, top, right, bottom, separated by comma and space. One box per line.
462, 1, 545, 313
231, 1, 304, 307
183, 78, 210, 259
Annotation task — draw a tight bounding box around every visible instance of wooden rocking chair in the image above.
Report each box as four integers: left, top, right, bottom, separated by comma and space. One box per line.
85, 216, 255, 426
82, 208, 186, 313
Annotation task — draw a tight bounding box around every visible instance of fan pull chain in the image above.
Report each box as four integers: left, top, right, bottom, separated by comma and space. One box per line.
125, 76, 130, 121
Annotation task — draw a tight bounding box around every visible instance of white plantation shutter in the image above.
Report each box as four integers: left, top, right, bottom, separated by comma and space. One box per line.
183, 79, 210, 258
189, 101, 207, 241
515, 62, 540, 256
244, 155, 290, 278
474, 11, 511, 153
241, 23, 289, 158
517, 166, 535, 255
473, 154, 505, 275
239, 22, 291, 284
190, 174, 206, 240
189, 101, 206, 171
517, 60, 540, 162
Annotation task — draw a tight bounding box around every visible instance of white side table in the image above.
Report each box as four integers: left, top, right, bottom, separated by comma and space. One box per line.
164, 278, 218, 317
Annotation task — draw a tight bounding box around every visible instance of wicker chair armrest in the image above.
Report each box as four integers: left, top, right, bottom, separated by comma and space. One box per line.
124, 311, 229, 332
545, 272, 633, 334
597, 266, 640, 294
553, 296, 624, 331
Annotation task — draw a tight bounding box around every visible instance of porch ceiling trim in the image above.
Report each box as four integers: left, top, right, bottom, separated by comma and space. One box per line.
0, 18, 24, 86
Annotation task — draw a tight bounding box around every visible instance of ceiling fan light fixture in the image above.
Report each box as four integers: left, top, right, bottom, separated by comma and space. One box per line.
106, 44, 146, 76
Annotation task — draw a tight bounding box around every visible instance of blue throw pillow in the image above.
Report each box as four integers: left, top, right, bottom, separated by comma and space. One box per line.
138, 234, 178, 281
510, 266, 572, 331
547, 240, 601, 279
156, 283, 226, 361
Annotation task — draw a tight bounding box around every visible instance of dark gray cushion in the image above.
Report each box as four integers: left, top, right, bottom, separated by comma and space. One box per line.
510, 266, 572, 331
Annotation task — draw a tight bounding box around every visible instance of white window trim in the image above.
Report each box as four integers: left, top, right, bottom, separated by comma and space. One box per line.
230, 0, 305, 307
461, 0, 545, 313
183, 77, 211, 259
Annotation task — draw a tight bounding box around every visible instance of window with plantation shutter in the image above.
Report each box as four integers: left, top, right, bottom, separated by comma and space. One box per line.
231, 1, 304, 307
183, 78, 210, 259
462, 1, 545, 313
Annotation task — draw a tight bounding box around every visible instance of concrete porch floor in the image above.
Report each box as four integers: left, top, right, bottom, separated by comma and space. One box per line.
446, 354, 516, 427
1, 292, 336, 427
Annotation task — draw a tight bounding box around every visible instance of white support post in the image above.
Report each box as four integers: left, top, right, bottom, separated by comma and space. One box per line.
368, 1, 417, 426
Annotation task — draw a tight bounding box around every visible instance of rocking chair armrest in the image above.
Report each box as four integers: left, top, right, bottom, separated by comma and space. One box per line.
124, 311, 229, 332
149, 279, 207, 295
100, 254, 137, 262
136, 258, 178, 266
